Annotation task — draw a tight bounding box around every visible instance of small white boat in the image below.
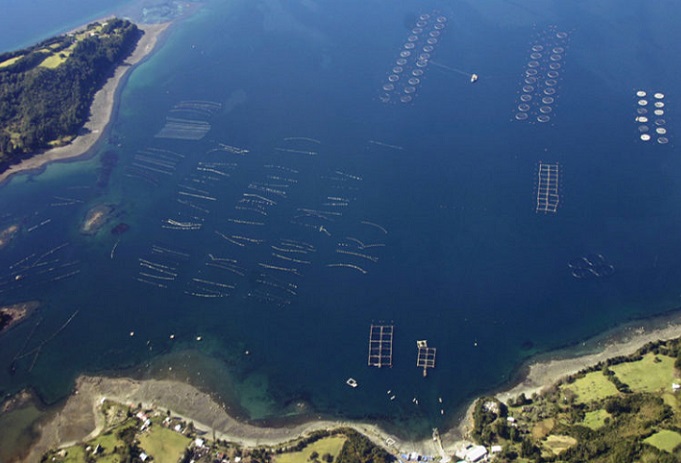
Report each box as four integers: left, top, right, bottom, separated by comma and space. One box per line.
346, 378, 358, 388
470, 73, 479, 83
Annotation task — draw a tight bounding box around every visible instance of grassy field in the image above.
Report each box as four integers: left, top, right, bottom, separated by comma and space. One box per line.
562, 371, 619, 404
0, 55, 23, 68
275, 436, 347, 463
542, 435, 577, 455
610, 354, 677, 393
38, 24, 104, 69
138, 424, 191, 463
89, 428, 127, 462
40, 50, 72, 69
62, 445, 87, 463
531, 418, 554, 440
582, 409, 610, 430
643, 429, 681, 453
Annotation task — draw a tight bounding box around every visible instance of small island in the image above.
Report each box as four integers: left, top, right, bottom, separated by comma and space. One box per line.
0, 222, 20, 249
81, 204, 117, 235
0, 300, 39, 334
0, 19, 141, 165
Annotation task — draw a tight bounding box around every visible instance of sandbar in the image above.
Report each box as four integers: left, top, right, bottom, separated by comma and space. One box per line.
80, 203, 116, 235
0, 21, 170, 186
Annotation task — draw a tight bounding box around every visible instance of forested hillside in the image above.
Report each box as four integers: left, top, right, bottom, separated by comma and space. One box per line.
0, 18, 141, 164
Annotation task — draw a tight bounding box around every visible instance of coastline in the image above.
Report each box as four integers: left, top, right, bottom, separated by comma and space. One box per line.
23, 375, 440, 463
17, 311, 681, 462
0, 20, 170, 187
444, 311, 681, 450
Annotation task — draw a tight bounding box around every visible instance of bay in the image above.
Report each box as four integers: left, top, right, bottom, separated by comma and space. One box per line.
1, 0, 681, 442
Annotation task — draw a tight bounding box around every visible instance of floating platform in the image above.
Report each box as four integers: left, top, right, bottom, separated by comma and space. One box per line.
536, 162, 560, 214
416, 339, 436, 377
368, 324, 394, 368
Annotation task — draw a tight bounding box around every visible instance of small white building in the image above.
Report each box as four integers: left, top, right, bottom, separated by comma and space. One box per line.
141, 418, 152, 431
454, 443, 488, 463
491, 445, 502, 454
672, 383, 680, 392
464, 445, 488, 462
194, 438, 205, 447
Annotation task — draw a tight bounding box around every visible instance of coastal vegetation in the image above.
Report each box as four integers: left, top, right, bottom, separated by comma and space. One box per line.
471, 338, 681, 462
0, 18, 141, 165
40, 400, 394, 463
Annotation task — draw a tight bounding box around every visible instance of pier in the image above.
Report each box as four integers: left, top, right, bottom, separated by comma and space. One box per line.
368, 324, 394, 368
536, 162, 560, 214
416, 340, 436, 377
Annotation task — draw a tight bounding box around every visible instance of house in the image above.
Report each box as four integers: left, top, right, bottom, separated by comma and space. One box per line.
140, 452, 149, 462
141, 418, 152, 431
464, 445, 488, 462
454, 443, 489, 462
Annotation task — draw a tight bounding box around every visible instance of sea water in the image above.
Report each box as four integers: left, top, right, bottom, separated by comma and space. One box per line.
2, 0, 681, 440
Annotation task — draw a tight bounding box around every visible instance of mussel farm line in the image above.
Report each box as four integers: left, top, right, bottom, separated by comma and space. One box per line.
568, 254, 615, 279
126, 132, 389, 309
155, 100, 222, 140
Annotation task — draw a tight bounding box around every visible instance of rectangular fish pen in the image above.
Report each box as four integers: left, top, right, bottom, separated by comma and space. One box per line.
416, 340, 436, 377
368, 324, 394, 368
536, 162, 560, 213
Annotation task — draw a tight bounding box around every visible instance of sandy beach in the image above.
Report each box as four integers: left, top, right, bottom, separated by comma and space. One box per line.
16, 314, 681, 462
0, 21, 170, 186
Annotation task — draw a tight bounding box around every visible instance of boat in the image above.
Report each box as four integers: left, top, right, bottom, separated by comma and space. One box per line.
346, 377, 358, 388
470, 73, 478, 83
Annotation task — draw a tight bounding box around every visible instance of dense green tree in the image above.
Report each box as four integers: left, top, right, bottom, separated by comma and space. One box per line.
0, 18, 140, 165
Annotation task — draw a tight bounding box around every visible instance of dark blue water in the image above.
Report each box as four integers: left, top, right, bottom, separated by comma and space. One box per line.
2, 0, 681, 439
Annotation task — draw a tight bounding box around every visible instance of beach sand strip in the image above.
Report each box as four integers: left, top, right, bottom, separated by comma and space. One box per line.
0, 21, 170, 186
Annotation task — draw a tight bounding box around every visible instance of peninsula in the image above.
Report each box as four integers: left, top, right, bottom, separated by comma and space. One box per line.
0, 19, 169, 185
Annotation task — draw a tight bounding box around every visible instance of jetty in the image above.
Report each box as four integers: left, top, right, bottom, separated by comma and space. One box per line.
416, 340, 436, 377
368, 324, 394, 368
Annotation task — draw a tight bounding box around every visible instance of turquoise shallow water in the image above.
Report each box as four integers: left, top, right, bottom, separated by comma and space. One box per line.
2, 0, 681, 440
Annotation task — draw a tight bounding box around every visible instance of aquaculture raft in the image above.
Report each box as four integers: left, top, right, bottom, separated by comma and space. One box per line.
368, 324, 394, 368
536, 162, 560, 213
416, 340, 436, 377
